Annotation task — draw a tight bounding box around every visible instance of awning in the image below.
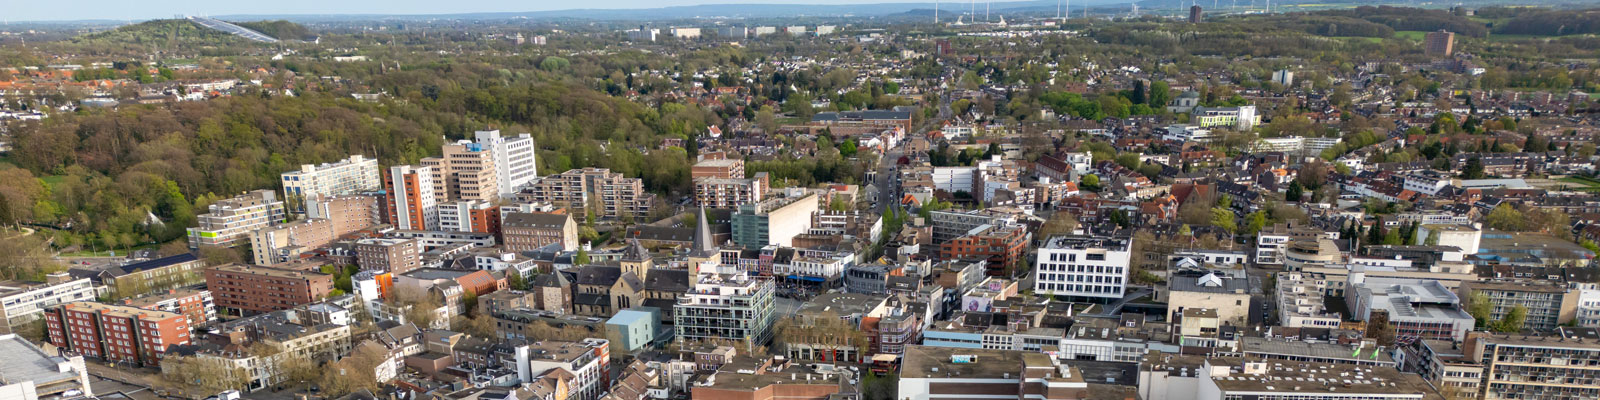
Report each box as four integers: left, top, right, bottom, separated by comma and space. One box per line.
787, 275, 827, 283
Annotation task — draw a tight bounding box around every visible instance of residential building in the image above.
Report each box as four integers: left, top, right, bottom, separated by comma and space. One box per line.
606, 308, 661, 353
1461, 280, 1578, 331
502, 212, 579, 252
305, 194, 381, 235
471, 130, 539, 196
1034, 235, 1132, 300
385, 165, 439, 231
518, 168, 654, 219
730, 191, 820, 249
394, 268, 502, 298
43, 302, 191, 366
1189, 5, 1203, 23
124, 288, 217, 326
279, 155, 380, 212
928, 209, 1018, 244
204, 264, 334, 315
520, 339, 611, 400
1271, 69, 1294, 86
694, 173, 769, 209
437, 200, 502, 235
1425, 30, 1455, 56
1411, 339, 1482, 398
692, 157, 745, 179
0, 333, 92, 400
1276, 271, 1343, 329
1191, 106, 1260, 131
89, 253, 206, 299
809, 110, 913, 133
0, 273, 100, 334
423, 141, 500, 202
188, 190, 286, 248
1163, 125, 1216, 143
674, 269, 776, 353
166, 309, 353, 392
939, 223, 1028, 276
898, 345, 1089, 400
355, 238, 422, 274
249, 218, 339, 265
1466, 328, 1600, 400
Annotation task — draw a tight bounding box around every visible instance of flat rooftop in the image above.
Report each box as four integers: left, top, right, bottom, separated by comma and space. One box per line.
901, 344, 1084, 383
0, 334, 83, 389
1203, 357, 1442, 399
796, 293, 888, 317
1240, 337, 1395, 364
57, 301, 183, 320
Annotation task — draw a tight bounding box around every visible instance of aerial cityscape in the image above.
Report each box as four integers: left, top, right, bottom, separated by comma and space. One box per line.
3, 1, 1600, 399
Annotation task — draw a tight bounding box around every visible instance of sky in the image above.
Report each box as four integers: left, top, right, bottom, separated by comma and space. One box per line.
10, 0, 938, 22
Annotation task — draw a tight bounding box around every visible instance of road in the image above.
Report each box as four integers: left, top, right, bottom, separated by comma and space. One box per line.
870, 85, 952, 214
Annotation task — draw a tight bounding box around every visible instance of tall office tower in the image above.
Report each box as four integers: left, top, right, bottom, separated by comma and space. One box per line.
385, 165, 439, 231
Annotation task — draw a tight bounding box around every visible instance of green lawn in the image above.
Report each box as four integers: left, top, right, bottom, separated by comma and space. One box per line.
1394, 31, 1428, 41
1557, 176, 1600, 193
40, 175, 67, 187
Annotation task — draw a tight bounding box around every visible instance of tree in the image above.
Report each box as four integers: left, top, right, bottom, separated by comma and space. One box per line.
1491, 306, 1527, 333
157, 356, 251, 397
1210, 208, 1237, 233
1243, 211, 1269, 235
1080, 174, 1101, 191
1285, 180, 1304, 203
318, 344, 386, 397
1485, 204, 1525, 231
454, 314, 498, 338
1462, 157, 1486, 179
1466, 290, 1493, 329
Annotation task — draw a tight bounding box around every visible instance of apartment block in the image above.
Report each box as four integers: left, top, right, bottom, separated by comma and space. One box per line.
1033, 235, 1132, 300
305, 194, 381, 236
355, 238, 422, 274
1346, 274, 1475, 342
204, 264, 334, 315
674, 272, 776, 353
1466, 328, 1600, 399
44, 302, 191, 366
521, 339, 611, 400
385, 165, 439, 231
518, 168, 654, 219
691, 156, 745, 179
0, 273, 101, 334
123, 288, 217, 326
250, 218, 337, 265
1425, 30, 1455, 56
423, 141, 500, 202
471, 130, 539, 195
438, 200, 501, 235
502, 212, 578, 252
694, 173, 769, 209
188, 190, 286, 248
279, 155, 380, 211
1462, 280, 1578, 331
939, 223, 1028, 276
93, 253, 206, 299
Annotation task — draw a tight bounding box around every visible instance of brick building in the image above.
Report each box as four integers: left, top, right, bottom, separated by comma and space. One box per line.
43, 302, 191, 366
938, 224, 1028, 276
355, 238, 422, 274
502, 212, 579, 252
204, 264, 334, 315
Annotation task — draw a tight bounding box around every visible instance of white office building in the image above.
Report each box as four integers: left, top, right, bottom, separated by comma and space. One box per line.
1034, 235, 1132, 300
470, 130, 539, 197
1163, 125, 1216, 143
280, 155, 380, 211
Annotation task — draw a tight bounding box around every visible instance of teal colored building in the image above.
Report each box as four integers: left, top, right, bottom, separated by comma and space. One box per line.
607, 307, 661, 353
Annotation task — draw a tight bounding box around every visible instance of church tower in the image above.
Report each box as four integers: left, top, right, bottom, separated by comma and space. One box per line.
684, 207, 721, 277
621, 238, 652, 281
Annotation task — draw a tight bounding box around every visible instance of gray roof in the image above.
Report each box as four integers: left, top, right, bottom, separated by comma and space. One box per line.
503, 212, 572, 229
0, 335, 84, 390
1169, 273, 1251, 294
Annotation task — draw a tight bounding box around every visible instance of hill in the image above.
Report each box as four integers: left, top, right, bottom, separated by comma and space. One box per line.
233, 20, 314, 41
71, 19, 246, 46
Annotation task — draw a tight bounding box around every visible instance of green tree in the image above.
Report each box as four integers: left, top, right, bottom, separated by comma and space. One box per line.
1080, 174, 1101, 191
1462, 157, 1486, 179
1485, 204, 1525, 231
1285, 180, 1304, 203
1210, 208, 1237, 233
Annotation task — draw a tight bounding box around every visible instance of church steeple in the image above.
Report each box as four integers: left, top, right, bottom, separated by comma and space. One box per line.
686, 207, 721, 276
621, 238, 651, 281
690, 207, 718, 258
